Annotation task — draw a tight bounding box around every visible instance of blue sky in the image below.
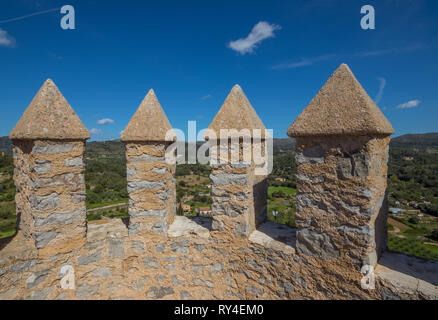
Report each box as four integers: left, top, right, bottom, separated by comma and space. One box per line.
0, 0, 437, 141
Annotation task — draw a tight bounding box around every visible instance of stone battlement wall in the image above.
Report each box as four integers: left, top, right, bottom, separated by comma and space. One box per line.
0, 66, 437, 300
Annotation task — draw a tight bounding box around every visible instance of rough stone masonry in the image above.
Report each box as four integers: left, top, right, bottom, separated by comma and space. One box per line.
0, 67, 437, 300
121, 89, 176, 235
8, 79, 90, 259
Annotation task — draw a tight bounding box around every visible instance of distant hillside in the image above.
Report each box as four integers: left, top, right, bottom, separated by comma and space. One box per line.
391, 133, 438, 153
1, 133, 436, 156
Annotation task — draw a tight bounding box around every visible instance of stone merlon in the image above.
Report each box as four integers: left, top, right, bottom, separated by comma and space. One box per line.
121, 89, 175, 142
9, 79, 90, 141
287, 64, 394, 138
206, 84, 269, 139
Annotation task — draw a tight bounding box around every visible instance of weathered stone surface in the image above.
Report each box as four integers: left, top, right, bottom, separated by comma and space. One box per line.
78, 250, 102, 265
26, 270, 50, 289
287, 64, 394, 137
26, 287, 54, 300
207, 85, 267, 138
34, 210, 85, 227
296, 229, 339, 260
171, 240, 189, 253
210, 173, 248, 186
75, 283, 99, 299
146, 286, 174, 299
10, 79, 90, 140
65, 157, 84, 168
108, 239, 124, 258
127, 181, 165, 192
143, 257, 159, 269
168, 216, 210, 239
30, 193, 60, 210
121, 89, 174, 142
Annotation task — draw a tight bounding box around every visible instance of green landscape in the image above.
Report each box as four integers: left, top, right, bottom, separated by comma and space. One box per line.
0, 133, 437, 261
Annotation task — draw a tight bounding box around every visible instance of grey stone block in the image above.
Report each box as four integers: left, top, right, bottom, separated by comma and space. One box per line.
152, 221, 168, 234
210, 173, 248, 186
35, 210, 85, 227
146, 286, 174, 299
180, 291, 191, 298
33, 160, 51, 174
131, 241, 145, 253
127, 180, 165, 192
26, 270, 50, 289
171, 240, 189, 253
210, 262, 223, 275
75, 283, 99, 299
30, 193, 59, 210
34, 230, 58, 248
78, 250, 102, 265
65, 157, 84, 168
296, 229, 339, 260
130, 209, 166, 218
191, 264, 203, 275
33, 143, 74, 154
143, 257, 159, 269
192, 278, 215, 288
8, 260, 36, 272
108, 238, 124, 258
245, 285, 263, 297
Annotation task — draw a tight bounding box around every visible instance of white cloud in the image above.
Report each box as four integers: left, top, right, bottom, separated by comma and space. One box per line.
374, 77, 386, 104
200, 94, 212, 100
228, 21, 281, 55
97, 118, 114, 125
396, 100, 421, 109
90, 128, 103, 134
0, 28, 16, 47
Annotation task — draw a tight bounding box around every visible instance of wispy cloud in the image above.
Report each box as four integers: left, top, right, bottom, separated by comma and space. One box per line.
354, 44, 426, 58
270, 54, 338, 70
0, 28, 16, 47
396, 100, 421, 109
228, 21, 281, 55
90, 128, 104, 134
270, 44, 425, 70
97, 118, 114, 125
374, 77, 386, 104
200, 94, 212, 100
0, 7, 60, 24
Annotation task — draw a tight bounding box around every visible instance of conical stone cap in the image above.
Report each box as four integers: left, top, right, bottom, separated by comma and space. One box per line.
207, 85, 268, 139
287, 64, 394, 137
121, 89, 174, 142
10, 79, 90, 140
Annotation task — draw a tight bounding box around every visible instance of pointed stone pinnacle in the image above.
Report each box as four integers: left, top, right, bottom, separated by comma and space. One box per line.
121, 89, 174, 142
207, 84, 268, 138
10, 79, 90, 140
287, 63, 394, 137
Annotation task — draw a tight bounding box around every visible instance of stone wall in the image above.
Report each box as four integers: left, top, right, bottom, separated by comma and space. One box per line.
294, 135, 390, 268
1, 69, 437, 300
125, 142, 176, 235
12, 140, 87, 259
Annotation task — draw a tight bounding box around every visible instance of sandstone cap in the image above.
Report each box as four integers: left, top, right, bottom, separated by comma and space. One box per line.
10, 79, 90, 140
121, 89, 174, 142
206, 85, 268, 139
287, 64, 394, 137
